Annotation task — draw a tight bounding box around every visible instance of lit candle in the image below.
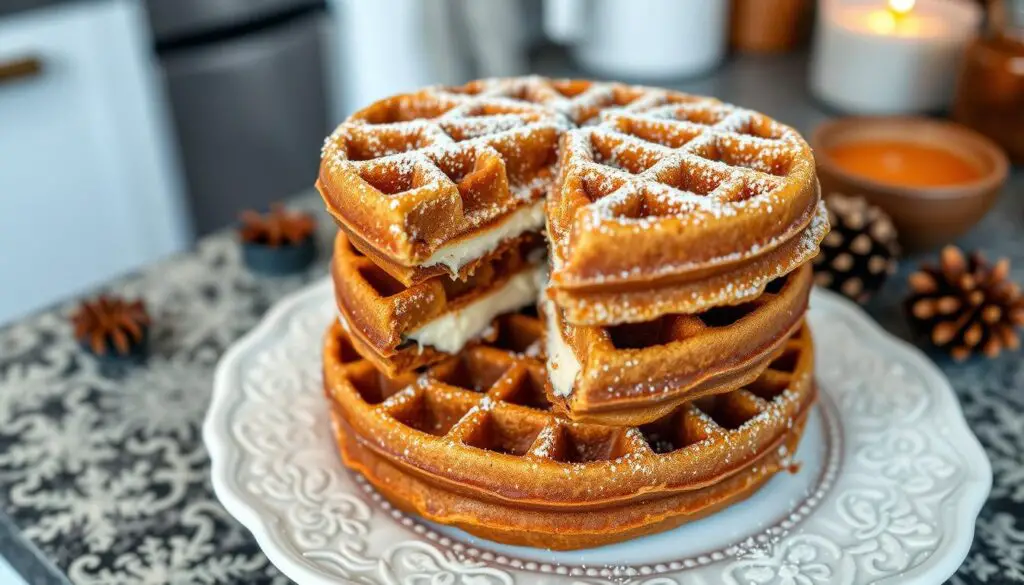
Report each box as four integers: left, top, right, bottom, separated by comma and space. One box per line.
810, 0, 981, 114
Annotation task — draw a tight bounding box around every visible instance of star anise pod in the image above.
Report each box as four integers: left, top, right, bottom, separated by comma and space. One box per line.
905, 246, 1024, 361
239, 204, 315, 248
71, 296, 151, 357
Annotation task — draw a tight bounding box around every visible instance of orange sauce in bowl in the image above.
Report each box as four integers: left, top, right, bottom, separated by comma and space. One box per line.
827, 140, 982, 188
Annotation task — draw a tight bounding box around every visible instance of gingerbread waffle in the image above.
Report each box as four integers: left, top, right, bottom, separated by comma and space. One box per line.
317, 78, 714, 286
332, 231, 544, 375
323, 315, 816, 550
547, 97, 827, 326
317, 79, 562, 286
545, 264, 812, 427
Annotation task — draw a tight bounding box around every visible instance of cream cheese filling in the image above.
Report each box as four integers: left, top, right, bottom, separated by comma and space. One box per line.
422, 200, 545, 274
542, 294, 581, 398
406, 264, 545, 354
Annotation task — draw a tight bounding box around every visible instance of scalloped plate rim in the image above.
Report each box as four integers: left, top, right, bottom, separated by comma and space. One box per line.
205, 279, 342, 585
203, 279, 992, 585
804, 286, 992, 585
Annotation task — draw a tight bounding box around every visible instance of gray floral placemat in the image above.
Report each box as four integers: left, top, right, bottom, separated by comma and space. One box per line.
0, 192, 1022, 584
0, 196, 335, 584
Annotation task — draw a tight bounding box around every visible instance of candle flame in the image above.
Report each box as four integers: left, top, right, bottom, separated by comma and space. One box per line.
867, 9, 897, 33
888, 0, 915, 16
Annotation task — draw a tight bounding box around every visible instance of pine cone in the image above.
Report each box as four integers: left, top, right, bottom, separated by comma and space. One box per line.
905, 246, 1024, 361
813, 194, 900, 304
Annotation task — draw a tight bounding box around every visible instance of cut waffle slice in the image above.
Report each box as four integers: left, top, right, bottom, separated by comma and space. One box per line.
317, 80, 563, 286
317, 77, 709, 286
545, 264, 812, 426
323, 314, 816, 550
332, 231, 545, 376
547, 98, 828, 326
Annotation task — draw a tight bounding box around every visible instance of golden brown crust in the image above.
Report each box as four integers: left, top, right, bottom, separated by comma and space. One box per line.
312, 77, 829, 549
317, 78, 744, 273
317, 80, 570, 270
331, 412, 808, 550
322, 318, 816, 548
331, 231, 543, 376
333, 313, 451, 378
546, 265, 813, 426
317, 78, 826, 327
338, 221, 541, 287
547, 203, 826, 326
546, 101, 827, 326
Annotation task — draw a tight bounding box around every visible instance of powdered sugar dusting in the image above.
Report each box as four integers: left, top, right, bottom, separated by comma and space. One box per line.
319, 76, 822, 519
555, 201, 828, 324
326, 318, 814, 491
560, 105, 806, 235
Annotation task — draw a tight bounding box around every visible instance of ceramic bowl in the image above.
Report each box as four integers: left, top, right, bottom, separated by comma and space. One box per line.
812, 117, 1009, 251
241, 236, 317, 276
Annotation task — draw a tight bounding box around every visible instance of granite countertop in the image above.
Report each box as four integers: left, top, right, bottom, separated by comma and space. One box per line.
1, 54, 1023, 584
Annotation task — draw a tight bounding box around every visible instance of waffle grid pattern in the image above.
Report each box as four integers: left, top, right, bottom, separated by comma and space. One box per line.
572, 101, 801, 219
318, 78, 717, 264
332, 232, 540, 347
325, 314, 814, 501
598, 268, 796, 352
546, 86, 824, 326
548, 266, 812, 425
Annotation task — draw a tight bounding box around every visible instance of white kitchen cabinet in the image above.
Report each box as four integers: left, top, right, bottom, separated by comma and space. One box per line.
0, 556, 24, 585
0, 0, 189, 324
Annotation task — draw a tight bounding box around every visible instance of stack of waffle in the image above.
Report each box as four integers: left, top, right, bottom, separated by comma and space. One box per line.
317, 77, 828, 550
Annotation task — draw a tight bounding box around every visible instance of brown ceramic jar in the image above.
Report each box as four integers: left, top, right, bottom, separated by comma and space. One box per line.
953, 0, 1024, 164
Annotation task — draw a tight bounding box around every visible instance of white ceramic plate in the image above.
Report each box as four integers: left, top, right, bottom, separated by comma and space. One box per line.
205, 280, 991, 585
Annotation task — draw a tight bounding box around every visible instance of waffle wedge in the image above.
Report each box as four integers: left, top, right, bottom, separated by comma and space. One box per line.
545, 264, 812, 427
332, 231, 544, 375
319, 78, 604, 286
323, 315, 816, 550
547, 98, 827, 326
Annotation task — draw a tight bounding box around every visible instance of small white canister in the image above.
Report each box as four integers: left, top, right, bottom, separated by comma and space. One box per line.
544, 0, 729, 80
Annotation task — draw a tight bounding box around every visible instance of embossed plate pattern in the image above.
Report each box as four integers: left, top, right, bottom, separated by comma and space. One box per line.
205, 280, 991, 585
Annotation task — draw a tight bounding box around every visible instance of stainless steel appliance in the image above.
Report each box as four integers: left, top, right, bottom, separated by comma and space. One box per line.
146, 0, 330, 235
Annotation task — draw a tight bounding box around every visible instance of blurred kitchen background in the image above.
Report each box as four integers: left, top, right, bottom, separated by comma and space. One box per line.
0, 0, 1018, 327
